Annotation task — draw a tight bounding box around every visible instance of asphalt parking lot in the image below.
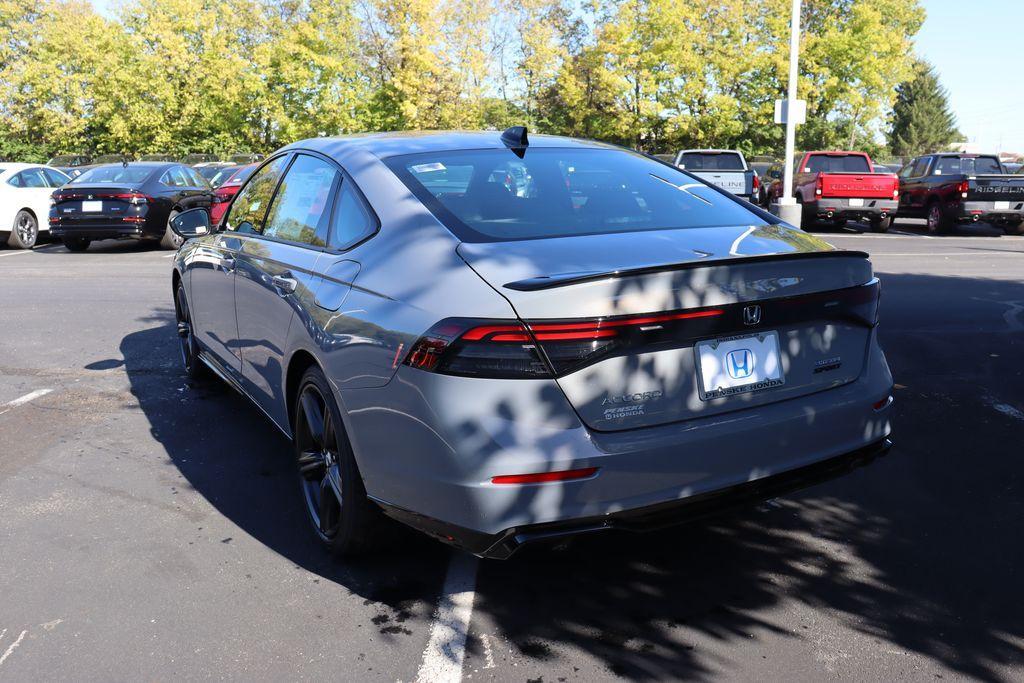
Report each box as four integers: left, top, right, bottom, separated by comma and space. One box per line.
1, 221, 1022, 681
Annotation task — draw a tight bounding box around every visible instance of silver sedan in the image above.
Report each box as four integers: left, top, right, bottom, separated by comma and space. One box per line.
170, 128, 894, 559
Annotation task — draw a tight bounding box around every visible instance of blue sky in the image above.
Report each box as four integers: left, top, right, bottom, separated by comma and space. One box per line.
88, 0, 1020, 152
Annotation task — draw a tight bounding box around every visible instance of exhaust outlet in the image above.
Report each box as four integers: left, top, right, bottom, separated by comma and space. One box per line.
972, 214, 979, 222
826, 211, 834, 218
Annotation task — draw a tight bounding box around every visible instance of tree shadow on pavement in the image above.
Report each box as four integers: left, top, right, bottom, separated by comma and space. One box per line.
469, 271, 1024, 681
118, 315, 451, 615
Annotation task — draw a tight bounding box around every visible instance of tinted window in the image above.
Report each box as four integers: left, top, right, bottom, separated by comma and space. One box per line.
160, 166, 191, 187
967, 157, 1001, 174
262, 155, 338, 246
184, 167, 207, 187
330, 182, 375, 249
911, 157, 931, 177
388, 148, 767, 242
804, 154, 871, 173
71, 166, 154, 184
208, 166, 239, 188
43, 168, 69, 187
677, 152, 744, 170
14, 169, 49, 188
225, 156, 290, 235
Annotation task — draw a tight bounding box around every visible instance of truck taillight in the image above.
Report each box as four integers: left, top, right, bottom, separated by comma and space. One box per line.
752, 174, 760, 193
815, 176, 823, 195
957, 180, 969, 197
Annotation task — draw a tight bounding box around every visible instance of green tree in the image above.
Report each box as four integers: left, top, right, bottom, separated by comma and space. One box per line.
888, 59, 960, 157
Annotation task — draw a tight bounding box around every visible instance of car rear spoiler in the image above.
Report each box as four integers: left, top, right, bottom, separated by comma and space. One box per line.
502, 249, 870, 292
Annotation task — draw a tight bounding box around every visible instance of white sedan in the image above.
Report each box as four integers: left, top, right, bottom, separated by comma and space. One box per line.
0, 163, 70, 249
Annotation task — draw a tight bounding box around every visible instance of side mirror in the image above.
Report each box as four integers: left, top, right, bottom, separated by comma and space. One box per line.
170, 208, 212, 239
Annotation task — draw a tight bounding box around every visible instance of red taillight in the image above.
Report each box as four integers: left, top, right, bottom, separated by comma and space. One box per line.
957, 180, 970, 197
403, 308, 725, 379
815, 176, 823, 196
491, 467, 599, 485
752, 174, 760, 193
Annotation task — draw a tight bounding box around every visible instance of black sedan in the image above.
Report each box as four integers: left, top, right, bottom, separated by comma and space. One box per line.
50, 163, 214, 251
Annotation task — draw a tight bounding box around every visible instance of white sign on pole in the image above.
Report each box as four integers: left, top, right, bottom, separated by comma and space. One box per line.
774, 99, 807, 125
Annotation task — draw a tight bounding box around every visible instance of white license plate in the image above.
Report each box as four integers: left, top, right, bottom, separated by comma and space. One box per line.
696, 331, 785, 400
848, 198, 864, 207
994, 201, 1010, 211
81, 200, 102, 212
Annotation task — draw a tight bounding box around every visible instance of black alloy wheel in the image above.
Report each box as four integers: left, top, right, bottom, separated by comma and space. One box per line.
293, 367, 379, 556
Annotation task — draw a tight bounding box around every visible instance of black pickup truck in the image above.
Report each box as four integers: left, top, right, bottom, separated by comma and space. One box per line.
896, 154, 1024, 234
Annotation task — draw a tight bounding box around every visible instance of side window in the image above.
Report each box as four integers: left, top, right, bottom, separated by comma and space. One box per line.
911, 157, 931, 178
224, 156, 290, 235
934, 157, 961, 175
43, 168, 69, 187
898, 159, 916, 178
160, 167, 190, 188
184, 167, 207, 187
19, 169, 49, 188
7, 172, 22, 187
330, 181, 376, 250
262, 155, 338, 246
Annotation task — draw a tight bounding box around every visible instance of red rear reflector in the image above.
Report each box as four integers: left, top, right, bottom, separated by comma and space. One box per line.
491, 467, 599, 485
873, 396, 892, 410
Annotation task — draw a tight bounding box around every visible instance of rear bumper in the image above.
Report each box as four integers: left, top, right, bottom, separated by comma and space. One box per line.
808, 198, 898, 220
50, 223, 156, 240
344, 327, 894, 554
956, 201, 1024, 223
379, 436, 892, 559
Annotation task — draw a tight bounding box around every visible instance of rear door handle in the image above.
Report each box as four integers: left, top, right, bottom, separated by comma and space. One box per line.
272, 275, 298, 294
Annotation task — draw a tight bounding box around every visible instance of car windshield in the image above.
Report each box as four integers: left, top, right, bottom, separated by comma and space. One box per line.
387, 147, 767, 242
71, 166, 154, 184
677, 152, 744, 170
804, 154, 871, 173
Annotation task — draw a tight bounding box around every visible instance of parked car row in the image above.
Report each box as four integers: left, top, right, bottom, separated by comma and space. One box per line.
45, 152, 264, 179
0, 159, 261, 249
680, 148, 1024, 234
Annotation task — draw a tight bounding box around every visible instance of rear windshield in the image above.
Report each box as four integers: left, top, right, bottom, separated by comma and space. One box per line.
804, 154, 870, 173
934, 156, 1002, 175
71, 166, 153, 185
387, 148, 767, 242
677, 152, 745, 170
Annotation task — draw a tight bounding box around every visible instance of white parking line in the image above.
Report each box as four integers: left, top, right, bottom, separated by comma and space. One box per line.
0, 629, 27, 667
0, 250, 32, 258
0, 388, 53, 415
415, 553, 479, 683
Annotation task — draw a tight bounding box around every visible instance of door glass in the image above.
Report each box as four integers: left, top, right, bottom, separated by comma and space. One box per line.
911, 157, 931, 177
19, 169, 49, 188
225, 156, 290, 235
184, 167, 207, 187
330, 182, 375, 249
43, 168, 69, 187
262, 155, 338, 246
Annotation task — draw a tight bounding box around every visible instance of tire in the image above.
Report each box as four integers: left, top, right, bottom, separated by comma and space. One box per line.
8, 210, 38, 249
1003, 220, 1024, 236
294, 365, 381, 557
160, 209, 184, 250
871, 216, 892, 233
174, 283, 210, 381
62, 236, 91, 252
926, 201, 950, 234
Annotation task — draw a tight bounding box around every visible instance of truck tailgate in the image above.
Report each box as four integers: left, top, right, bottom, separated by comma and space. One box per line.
820, 173, 898, 199
968, 175, 1024, 203
692, 170, 749, 196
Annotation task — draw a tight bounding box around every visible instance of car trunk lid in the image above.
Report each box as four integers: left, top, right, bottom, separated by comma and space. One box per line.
51, 185, 147, 224
458, 225, 878, 431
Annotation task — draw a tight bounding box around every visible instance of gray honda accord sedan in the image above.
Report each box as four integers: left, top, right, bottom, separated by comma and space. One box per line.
169, 128, 893, 559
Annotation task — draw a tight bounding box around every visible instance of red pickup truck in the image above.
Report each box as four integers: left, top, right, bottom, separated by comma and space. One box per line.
766, 152, 900, 231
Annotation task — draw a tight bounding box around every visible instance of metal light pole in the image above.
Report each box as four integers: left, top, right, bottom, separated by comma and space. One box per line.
771, 0, 804, 228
